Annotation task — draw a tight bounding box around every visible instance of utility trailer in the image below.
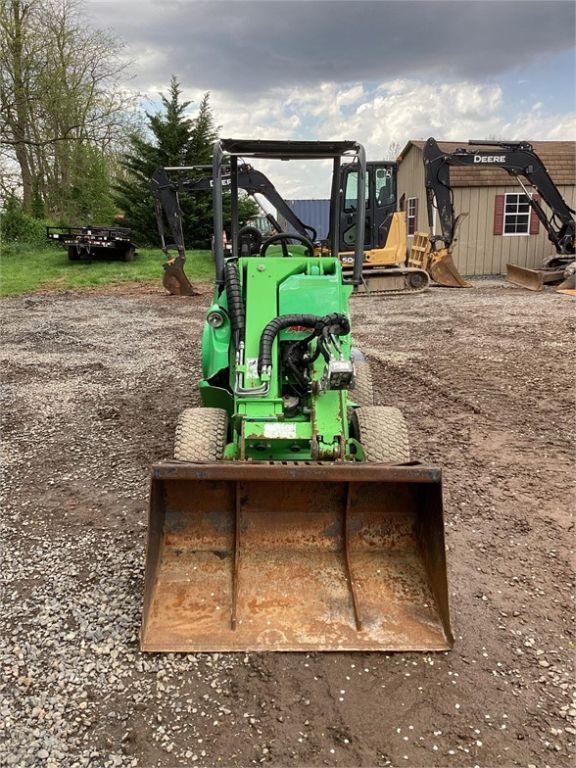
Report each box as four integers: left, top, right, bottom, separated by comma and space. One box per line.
46, 225, 137, 262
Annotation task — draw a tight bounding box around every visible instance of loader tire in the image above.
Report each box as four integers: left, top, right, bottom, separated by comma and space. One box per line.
174, 407, 228, 462
352, 360, 374, 406
354, 406, 410, 464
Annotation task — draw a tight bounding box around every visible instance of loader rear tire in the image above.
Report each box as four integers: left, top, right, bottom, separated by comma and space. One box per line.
354, 406, 410, 464
174, 407, 229, 462
352, 360, 374, 406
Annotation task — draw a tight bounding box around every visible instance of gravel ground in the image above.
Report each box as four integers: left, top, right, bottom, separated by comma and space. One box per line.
1, 280, 574, 768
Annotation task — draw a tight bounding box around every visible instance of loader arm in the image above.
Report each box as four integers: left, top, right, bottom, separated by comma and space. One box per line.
423, 137, 576, 256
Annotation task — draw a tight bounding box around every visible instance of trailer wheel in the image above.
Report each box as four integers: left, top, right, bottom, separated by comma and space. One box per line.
123, 247, 135, 262
68, 246, 80, 261
353, 406, 410, 464
174, 408, 229, 462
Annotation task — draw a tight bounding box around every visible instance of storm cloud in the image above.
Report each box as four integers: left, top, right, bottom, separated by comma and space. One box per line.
89, 0, 575, 94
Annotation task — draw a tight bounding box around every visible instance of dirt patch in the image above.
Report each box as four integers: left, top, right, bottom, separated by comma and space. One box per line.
1, 282, 574, 768
26, 280, 213, 298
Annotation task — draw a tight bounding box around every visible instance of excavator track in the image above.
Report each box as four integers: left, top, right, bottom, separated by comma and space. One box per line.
348, 267, 431, 296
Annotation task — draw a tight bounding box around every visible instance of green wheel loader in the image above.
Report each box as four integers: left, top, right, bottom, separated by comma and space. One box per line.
141, 139, 453, 653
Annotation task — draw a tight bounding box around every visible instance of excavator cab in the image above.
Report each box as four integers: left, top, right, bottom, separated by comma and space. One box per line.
338, 161, 397, 252
337, 162, 431, 293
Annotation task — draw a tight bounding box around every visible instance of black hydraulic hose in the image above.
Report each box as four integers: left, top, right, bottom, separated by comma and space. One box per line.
224, 261, 245, 340
258, 312, 350, 374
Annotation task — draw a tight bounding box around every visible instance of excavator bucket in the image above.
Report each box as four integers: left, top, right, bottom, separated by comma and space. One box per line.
429, 249, 472, 288
162, 255, 196, 296
141, 462, 453, 653
409, 234, 470, 288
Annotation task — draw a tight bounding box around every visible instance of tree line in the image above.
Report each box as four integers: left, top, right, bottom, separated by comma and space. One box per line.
0, 0, 255, 247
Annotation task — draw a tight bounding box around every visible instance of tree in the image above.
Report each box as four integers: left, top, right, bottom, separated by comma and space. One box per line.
114, 78, 257, 247
0, 0, 130, 219
63, 143, 117, 224
384, 141, 402, 161
183, 92, 219, 247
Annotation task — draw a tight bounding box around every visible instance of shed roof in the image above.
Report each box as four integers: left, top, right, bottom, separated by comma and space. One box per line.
398, 140, 576, 187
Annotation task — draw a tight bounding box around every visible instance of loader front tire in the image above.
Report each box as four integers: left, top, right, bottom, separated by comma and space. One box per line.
174, 407, 229, 462
354, 406, 410, 464
352, 360, 374, 406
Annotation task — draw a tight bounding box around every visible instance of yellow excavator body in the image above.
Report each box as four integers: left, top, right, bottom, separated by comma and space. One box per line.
363, 211, 407, 268
341, 213, 431, 295
341, 214, 469, 293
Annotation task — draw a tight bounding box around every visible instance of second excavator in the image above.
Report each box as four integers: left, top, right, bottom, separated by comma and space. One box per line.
422, 138, 576, 291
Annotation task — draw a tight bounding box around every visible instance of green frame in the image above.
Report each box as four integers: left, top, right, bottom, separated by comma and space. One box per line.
200, 139, 367, 461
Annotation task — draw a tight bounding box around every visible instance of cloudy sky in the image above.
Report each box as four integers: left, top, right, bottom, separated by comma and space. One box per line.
88, 0, 575, 197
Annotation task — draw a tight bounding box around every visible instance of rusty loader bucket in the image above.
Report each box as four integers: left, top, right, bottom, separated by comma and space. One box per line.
141, 462, 453, 653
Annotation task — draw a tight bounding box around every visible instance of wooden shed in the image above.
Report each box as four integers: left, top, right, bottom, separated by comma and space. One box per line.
396, 140, 576, 276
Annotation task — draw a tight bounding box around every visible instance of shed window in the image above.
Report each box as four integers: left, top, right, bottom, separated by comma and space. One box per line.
504, 193, 530, 235
407, 197, 418, 235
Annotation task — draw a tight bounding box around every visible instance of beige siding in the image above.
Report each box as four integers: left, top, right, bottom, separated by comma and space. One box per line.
396, 145, 426, 242
397, 145, 576, 275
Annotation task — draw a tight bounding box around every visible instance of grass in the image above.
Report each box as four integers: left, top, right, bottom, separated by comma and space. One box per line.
0, 243, 215, 297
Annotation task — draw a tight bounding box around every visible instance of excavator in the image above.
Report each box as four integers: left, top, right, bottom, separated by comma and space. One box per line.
151, 160, 449, 297
422, 138, 576, 291
151, 163, 318, 295
141, 138, 453, 653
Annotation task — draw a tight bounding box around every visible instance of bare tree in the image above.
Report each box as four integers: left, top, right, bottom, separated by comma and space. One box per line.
384, 140, 402, 161
0, 0, 132, 215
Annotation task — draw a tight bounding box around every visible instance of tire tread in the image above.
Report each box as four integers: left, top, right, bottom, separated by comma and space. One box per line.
356, 405, 410, 464
174, 407, 228, 461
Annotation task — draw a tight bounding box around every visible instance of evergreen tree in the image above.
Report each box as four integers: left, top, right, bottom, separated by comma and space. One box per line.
114, 77, 191, 244
114, 78, 257, 247
183, 93, 219, 247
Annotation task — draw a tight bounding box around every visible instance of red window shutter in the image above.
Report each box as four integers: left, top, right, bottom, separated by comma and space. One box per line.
529, 194, 540, 235
493, 194, 505, 235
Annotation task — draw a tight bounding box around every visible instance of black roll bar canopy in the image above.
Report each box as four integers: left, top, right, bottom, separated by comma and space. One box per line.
217, 139, 361, 159
212, 139, 366, 288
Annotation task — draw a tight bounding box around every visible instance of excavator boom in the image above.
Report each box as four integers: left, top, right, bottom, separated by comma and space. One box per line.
151, 164, 319, 294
